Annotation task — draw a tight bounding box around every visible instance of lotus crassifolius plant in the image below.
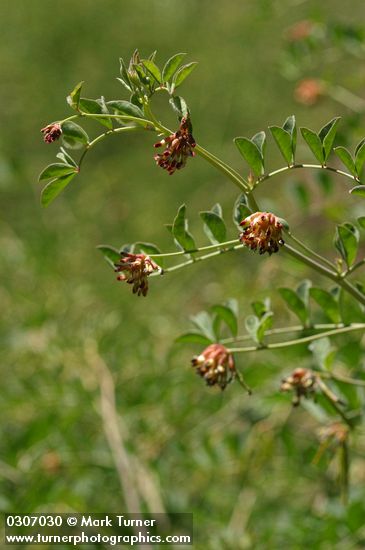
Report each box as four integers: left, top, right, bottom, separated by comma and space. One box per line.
39, 50, 365, 500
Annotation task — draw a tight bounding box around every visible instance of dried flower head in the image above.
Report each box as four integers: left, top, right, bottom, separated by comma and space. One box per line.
294, 79, 324, 106
154, 117, 196, 175
191, 343, 236, 390
280, 367, 317, 406
239, 212, 284, 255
114, 253, 159, 297
41, 123, 62, 143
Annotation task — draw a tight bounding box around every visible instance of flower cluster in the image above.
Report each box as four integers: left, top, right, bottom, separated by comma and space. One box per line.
294, 79, 324, 106
239, 212, 284, 255
191, 344, 236, 390
114, 253, 159, 297
286, 19, 315, 42
41, 123, 62, 143
154, 117, 196, 175
280, 367, 317, 406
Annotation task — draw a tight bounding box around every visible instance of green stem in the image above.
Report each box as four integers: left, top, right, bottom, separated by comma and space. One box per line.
256, 163, 360, 186
235, 369, 252, 395
58, 114, 79, 125
149, 239, 239, 259
142, 102, 250, 194
227, 323, 365, 353
194, 144, 249, 193
344, 258, 365, 276
221, 323, 348, 344
319, 371, 365, 388
317, 378, 352, 428
156, 244, 244, 274
283, 244, 365, 306
141, 99, 162, 129
286, 231, 337, 271
60, 106, 365, 310
245, 191, 260, 212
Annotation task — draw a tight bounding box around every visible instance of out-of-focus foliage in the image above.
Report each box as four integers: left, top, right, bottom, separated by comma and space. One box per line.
1, 1, 365, 548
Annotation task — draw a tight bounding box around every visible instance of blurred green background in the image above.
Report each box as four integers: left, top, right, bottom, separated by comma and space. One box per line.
2, 1, 365, 548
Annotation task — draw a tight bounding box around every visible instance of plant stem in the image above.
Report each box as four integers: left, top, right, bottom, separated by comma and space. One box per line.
155, 244, 244, 274
60, 106, 365, 309
149, 239, 239, 259
245, 191, 260, 212
228, 323, 365, 353
235, 370, 252, 395
142, 102, 250, 193
319, 371, 365, 388
194, 144, 249, 193
256, 163, 360, 186
283, 244, 365, 306
317, 378, 352, 428
344, 258, 365, 277
221, 323, 348, 344
286, 231, 337, 271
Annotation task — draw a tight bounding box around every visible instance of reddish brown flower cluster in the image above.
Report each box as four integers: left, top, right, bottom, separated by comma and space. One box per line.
114, 253, 159, 297
41, 123, 62, 143
294, 79, 324, 106
154, 117, 196, 175
280, 367, 317, 406
191, 344, 236, 390
239, 212, 284, 255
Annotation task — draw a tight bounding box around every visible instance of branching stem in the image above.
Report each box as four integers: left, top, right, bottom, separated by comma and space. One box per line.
58, 105, 365, 309
286, 231, 337, 271
283, 244, 365, 306
155, 244, 244, 275
149, 239, 239, 259
221, 323, 351, 344
319, 370, 365, 388
256, 163, 360, 186
227, 323, 365, 353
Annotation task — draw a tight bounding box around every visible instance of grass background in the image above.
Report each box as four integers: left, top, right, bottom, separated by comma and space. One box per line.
1, 1, 365, 548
